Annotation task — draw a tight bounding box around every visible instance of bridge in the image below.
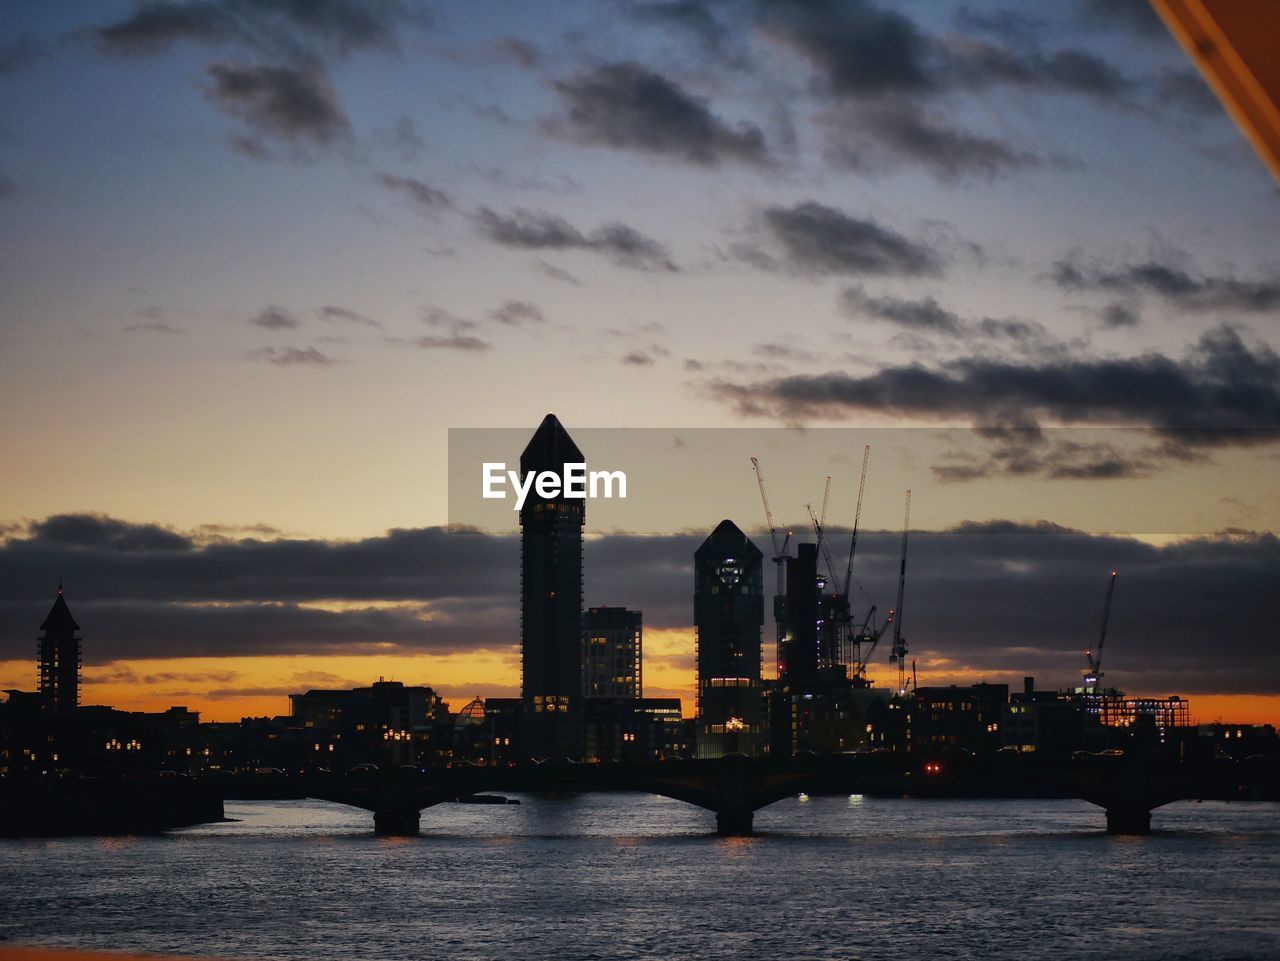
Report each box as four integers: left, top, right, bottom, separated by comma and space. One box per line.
220, 753, 1278, 838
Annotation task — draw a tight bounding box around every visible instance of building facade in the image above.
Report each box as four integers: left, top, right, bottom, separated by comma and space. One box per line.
520, 414, 586, 759
583, 606, 642, 698
37, 583, 81, 713
694, 519, 765, 758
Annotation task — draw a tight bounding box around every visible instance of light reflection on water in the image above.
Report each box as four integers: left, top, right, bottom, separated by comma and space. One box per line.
0, 796, 1277, 961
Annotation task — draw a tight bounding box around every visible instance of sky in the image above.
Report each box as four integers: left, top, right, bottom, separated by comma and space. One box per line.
1, 0, 1278, 724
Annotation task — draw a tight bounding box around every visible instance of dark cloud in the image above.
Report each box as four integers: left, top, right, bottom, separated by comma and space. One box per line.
621, 351, 656, 366
248, 345, 339, 366
1156, 68, 1221, 116
249, 305, 301, 329
382, 115, 425, 159
1100, 303, 1140, 329
3, 514, 1277, 695
535, 260, 582, 286
946, 42, 1131, 99
124, 321, 186, 335
205, 63, 351, 150
375, 172, 453, 211
1077, 0, 1165, 38
474, 207, 677, 272
319, 306, 382, 329
759, 0, 935, 99
933, 435, 1158, 483
492, 36, 541, 68
1054, 256, 1280, 313
824, 99, 1038, 179
752, 343, 821, 364
627, 1, 735, 59
746, 201, 944, 277
549, 62, 769, 167
95, 0, 429, 61
754, 0, 1132, 178
412, 334, 491, 352
706, 326, 1280, 448
96, 2, 228, 56
840, 285, 963, 334
953, 5, 1047, 45
0, 36, 50, 75
488, 300, 545, 326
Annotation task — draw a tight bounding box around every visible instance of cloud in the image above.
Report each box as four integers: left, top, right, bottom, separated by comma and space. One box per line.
752, 343, 822, 364
759, 0, 936, 99
412, 334, 490, 352
932, 434, 1161, 483
535, 260, 582, 286
487, 300, 545, 326
548, 62, 769, 167
319, 306, 382, 329
945, 42, 1132, 99
124, 321, 186, 335
205, 62, 351, 150
1155, 68, 1221, 116
249, 305, 301, 329
840, 285, 963, 334
3, 513, 1278, 695
375, 172, 453, 211
627, 1, 735, 59
1077, 0, 1165, 38
474, 207, 677, 272
744, 201, 944, 277
0, 36, 50, 75
823, 99, 1039, 179
95, 0, 429, 61
621, 350, 656, 366
248, 345, 339, 366
1100, 303, 1140, 329
1053, 255, 1280, 313
705, 326, 1280, 448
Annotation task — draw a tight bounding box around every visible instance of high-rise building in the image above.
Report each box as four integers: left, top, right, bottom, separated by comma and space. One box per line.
520, 413, 585, 759
583, 606, 642, 698
37, 582, 81, 713
782, 543, 819, 686
694, 519, 764, 758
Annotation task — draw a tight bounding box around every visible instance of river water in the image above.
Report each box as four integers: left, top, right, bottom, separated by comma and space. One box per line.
1, 796, 1277, 961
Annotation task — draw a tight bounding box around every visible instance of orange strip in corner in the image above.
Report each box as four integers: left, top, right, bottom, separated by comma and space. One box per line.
1151, 0, 1280, 182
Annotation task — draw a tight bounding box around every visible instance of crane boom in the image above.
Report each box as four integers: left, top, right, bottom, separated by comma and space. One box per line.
1085, 570, 1119, 683
806, 503, 840, 587
750, 457, 781, 559
819, 476, 831, 531
889, 490, 911, 693
843, 445, 870, 597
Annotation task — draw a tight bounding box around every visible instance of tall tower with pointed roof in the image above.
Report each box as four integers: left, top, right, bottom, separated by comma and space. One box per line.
38, 581, 81, 712
694, 520, 764, 758
519, 413, 585, 759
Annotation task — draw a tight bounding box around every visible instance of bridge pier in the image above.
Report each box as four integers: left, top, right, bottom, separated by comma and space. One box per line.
373, 806, 421, 837
1105, 805, 1152, 835
715, 807, 754, 837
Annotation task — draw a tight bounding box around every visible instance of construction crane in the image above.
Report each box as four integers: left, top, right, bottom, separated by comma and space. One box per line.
888, 490, 911, 695
750, 456, 792, 597
805, 502, 840, 589
842, 445, 870, 598
1083, 570, 1119, 694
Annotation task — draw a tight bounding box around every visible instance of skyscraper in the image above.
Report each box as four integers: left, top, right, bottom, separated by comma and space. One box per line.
583, 606, 642, 698
694, 519, 764, 759
38, 581, 81, 713
520, 413, 585, 759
